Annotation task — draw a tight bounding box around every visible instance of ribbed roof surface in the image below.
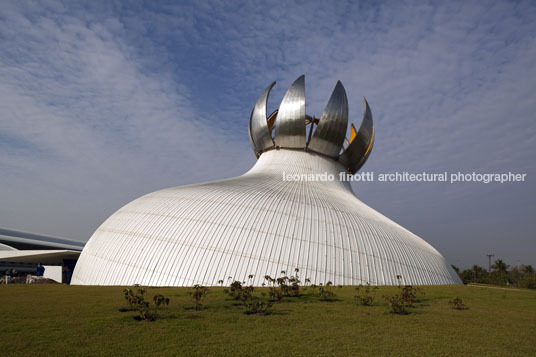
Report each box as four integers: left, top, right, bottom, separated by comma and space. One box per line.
72, 150, 460, 286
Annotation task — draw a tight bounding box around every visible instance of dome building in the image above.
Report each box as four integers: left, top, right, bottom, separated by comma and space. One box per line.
72, 76, 461, 286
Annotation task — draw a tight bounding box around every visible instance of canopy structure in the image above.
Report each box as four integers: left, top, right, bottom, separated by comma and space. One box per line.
0, 227, 85, 251
0, 250, 81, 265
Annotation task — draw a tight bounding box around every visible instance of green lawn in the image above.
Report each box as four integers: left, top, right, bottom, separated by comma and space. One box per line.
0, 284, 534, 356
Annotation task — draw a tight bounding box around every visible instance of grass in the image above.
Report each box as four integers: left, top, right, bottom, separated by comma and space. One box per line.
0, 284, 535, 356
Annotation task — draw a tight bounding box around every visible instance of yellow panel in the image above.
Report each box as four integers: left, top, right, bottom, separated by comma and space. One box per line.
364, 128, 374, 157
349, 124, 357, 144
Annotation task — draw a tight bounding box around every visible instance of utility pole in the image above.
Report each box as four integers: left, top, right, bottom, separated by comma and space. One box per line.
486, 254, 494, 272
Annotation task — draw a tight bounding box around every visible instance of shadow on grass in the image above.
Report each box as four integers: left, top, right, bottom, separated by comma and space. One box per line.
132, 312, 176, 321
183, 306, 209, 311
118, 307, 137, 312
318, 298, 343, 303
274, 294, 318, 303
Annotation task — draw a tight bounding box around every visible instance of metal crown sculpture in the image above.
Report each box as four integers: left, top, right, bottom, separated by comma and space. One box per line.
248, 75, 374, 174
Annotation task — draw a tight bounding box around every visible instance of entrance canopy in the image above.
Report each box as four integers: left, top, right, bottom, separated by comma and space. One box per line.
0, 250, 81, 265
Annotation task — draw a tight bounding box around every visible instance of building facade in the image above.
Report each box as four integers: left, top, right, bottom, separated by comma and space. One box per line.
72, 76, 461, 286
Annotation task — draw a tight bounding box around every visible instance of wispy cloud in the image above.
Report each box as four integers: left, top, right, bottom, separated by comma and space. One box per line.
0, 1, 254, 237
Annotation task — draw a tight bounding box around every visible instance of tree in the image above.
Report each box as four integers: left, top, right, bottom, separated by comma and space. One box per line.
491, 259, 509, 274
460, 269, 474, 284
522, 265, 534, 274
471, 265, 487, 281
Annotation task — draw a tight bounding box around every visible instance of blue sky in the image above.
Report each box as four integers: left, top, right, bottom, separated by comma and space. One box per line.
1, 0, 535, 268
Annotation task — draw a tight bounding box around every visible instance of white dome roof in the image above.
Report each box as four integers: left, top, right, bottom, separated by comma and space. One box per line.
72, 150, 460, 286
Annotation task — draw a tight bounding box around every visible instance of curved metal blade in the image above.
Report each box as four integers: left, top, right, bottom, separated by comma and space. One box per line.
308, 81, 348, 157
250, 81, 276, 153
338, 97, 374, 174
274, 75, 306, 148
248, 108, 260, 158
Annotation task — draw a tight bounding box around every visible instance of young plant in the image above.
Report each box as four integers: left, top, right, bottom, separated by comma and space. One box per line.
448, 297, 468, 310
122, 285, 146, 309
318, 281, 336, 301
140, 293, 170, 320
189, 284, 208, 310
309, 283, 318, 294
243, 300, 273, 315
399, 285, 424, 307
226, 280, 244, 300
382, 276, 425, 314
153, 293, 170, 307
268, 286, 284, 302
266, 268, 302, 301
355, 283, 378, 306
264, 275, 276, 286
225, 280, 255, 303
288, 268, 301, 296
238, 285, 254, 304
122, 285, 170, 321
123, 288, 136, 308
136, 300, 153, 321
383, 293, 409, 315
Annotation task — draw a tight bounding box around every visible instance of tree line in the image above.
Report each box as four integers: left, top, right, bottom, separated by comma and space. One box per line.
451, 260, 535, 289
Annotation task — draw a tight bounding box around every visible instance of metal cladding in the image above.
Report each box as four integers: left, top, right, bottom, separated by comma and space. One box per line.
339, 98, 375, 174
308, 81, 349, 158
72, 150, 461, 286
72, 76, 461, 287
274, 75, 306, 148
249, 81, 276, 153
249, 75, 373, 173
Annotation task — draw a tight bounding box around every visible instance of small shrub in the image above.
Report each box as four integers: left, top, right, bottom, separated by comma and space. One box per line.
239, 285, 255, 303
122, 285, 169, 321
276, 276, 290, 296
399, 285, 424, 306
225, 280, 255, 304
123, 285, 146, 309
383, 293, 409, 315
264, 275, 275, 286
224, 278, 273, 315
318, 281, 336, 301
244, 300, 273, 315
226, 280, 244, 300
153, 294, 170, 306
382, 276, 424, 314
355, 283, 378, 306
268, 286, 284, 302
123, 288, 136, 308
265, 268, 302, 301
288, 272, 301, 296
138, 293, 170, 321
136, 300, 154, 321
189, 285, 208, 310
448, 297, 468, 310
